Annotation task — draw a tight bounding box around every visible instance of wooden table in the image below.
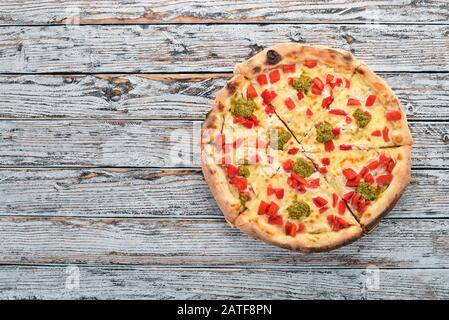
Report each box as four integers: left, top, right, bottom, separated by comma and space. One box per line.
0, 1, 448, 299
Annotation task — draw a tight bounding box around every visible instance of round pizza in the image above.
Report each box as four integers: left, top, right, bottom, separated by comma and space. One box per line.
201, 43, 412, 253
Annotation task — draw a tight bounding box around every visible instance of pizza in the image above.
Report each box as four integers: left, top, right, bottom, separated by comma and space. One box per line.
201, 43, 412, 252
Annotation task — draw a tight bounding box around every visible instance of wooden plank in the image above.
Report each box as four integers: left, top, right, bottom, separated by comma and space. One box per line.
0, 73, 447, 121
0, 216, 447, 268
0, 168, 446, 219
0, 120, 445, 168
0, 24, 448, 73
1, 1, 449, 25
1, 265, 448, 299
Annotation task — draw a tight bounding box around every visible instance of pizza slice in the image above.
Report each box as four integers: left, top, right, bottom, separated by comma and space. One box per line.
305, 146, 411, 230
300, 63, 413, 152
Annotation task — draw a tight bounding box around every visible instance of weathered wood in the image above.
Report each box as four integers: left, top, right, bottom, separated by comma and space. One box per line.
0, 120, 445, 168
0, 73, 447, 120
1, 1, 449, 25
0, 216, 447, 268
0, 265, 448, 299
0, 24, 448, 73
0, 168, 446, 219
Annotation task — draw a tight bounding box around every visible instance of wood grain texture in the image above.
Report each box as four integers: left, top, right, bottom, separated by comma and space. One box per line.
0, 216, 448, 268
0, 72, 447, 120
1, 265, 449, 299
1, 24, 448, 73
1, 1, 449, 25
0, 120, 445, 167
0, 168, 446, 219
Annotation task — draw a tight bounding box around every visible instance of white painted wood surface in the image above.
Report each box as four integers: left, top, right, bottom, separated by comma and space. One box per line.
0, 1, 448, 299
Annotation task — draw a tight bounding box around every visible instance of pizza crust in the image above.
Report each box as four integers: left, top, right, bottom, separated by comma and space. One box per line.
234, 43, 362, 80
234, 213, 362, 253
358, 145, 412, 231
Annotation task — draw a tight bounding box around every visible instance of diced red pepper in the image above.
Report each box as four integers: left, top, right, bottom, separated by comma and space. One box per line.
364, 172, 374, 183
282, 64, 296, 73
371, 130, 382, 137
288, 148, 299, 155
328, 109, 348, 116
291, 172, 308, 185
284, 97, 296, 110
321, 157, 330, 166
376, 174, 393, 185
269, 70, 280, 84
246, 84, 258, 99
324, 140, 335, 152
319, 206, 329, 214
229, 176, 247, 191
332, 127, 341, 137
387, 160, 396, 173
261, 89, 277, 104
345, 176, 361, 187
345, 116, 352, 124
311, 85, 323, 96
285, 221, 297, 237
304, 59, 317, 68
256, 74, 268, 86
379, 153, 390, 165
335, 78, 343, 87
282, 159, 294, 172
326, 74, 334, 84
306, 108, 313, 117
268, 214, 283, 225
258, 200, 269, 215
359, 166, 368, 177
312, 77, 324, 90
347, 98, 361, 106
319, 166, 328, 174
345, 79, 351, 89
365, 94, 377, 107
267, 184, 274, 196
357, 199, 367, 213
233, 115, 246, 124
367, 160, 380, 170
226, 164, 239, 178
275, 188, 284, 200
265, 104, 275, 116
382, 126, 390, 142
297, 223, 306, 232
287, 176, 298, 189
312, 196, 328, 208
307, 178, 321, 188
322, 96, 334, 109
338, 200, 346, 215
386, 111, 402, 121
297, 91, 305, 100
343, 191, 354, 201
267, 201, 280, 216
339, 144, 352, 150
332, 193, 339, 208
351, 193, 361, 207
242, 118, 254, 128
342, 168, 358, 180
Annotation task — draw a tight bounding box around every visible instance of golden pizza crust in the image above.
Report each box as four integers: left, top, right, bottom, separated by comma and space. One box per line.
358, 145, 412, 231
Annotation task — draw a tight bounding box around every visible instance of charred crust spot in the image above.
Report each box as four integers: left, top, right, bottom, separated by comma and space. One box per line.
343, 53, 353, 62
226, 82, 237, 95
356, 67, 365, 76
266, 50, 281, 65
253, 66, 261, 73
217, 101, 225, 111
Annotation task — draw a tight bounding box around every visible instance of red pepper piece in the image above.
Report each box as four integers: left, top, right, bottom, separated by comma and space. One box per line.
332, 127, 341, 137
226, 164, 239, 178
306, 108, 313, 117
364, 172, 374, 183
351, 193, 361, 207
385, 111, 402, 121
345, 116, 352, 124
297, 223, 306, 232
359, 166, 369, 177
284, 97, 296, 110
250, 114, 259, 126
269, 70, 280, 84
332, 193, 339, 208
275, 188, 284, 200
288, 148, 299, 155
233, 115, 246, 124
256, 74, 268, 86
304, 59, 317, 68
358, 199, 367, 213
267, 184, 274, 196
346, 177, 361, 187
339, 144, 352, 150
383, 126, 390, 142
345, 79, 351, 89
267, 201, 280, 216
335, 78, 343, 87
328, 109, 348, 116
246, 84, 258, 99
297, 91, 305, 100
319, 166, 328, 174
379, 153, 390, 165
376, 174, 393, 185
343, 191, 354, 201
313, 196, 328, 208
367, 160, 380, 170
285, 221, 297, 237
265, 104, 275, 116
324, 140, 335, 152
291, 172, 308, 185
347, 98, 361, 106
311, 85, 322, 95
312, 77, 324, 90
268, 214, 283, 225
282, 64, 296, 73
338, 200, 346, 215
342, 168, 358, 180
261, 89, 277, 104
282, 159, 294, 172
321, 157, 331, 166
319, 206, 329, 214
371, 130, 382, 137
230, 176, 247, 191
387, 160, 396, 173
326, 74, 334, 84
322, 96, 334, 109
366, 94, 377, 107
287, 176, 298, 189
307, 178, 320, 188
242, 118, 254, 128
258, 200, 269, 215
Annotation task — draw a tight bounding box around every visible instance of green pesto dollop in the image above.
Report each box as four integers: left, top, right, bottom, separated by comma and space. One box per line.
292, 74, 312, 93
287, 200, 311, 220
356, 182, 380, 201
316, 121, 334, 143
293, 158, 315, 178
238, 165, 250, 178
269, 129, 292, 150
230, 96, 256, 119
353, 108, 371, 128
239, 193, 248, 210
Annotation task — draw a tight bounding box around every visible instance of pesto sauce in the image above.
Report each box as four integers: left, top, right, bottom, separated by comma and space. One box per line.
353, 108, 371, 128
238, 165, 250, 178
287, 200, 311, 219
230, 96, 256, 119
356, 182, 380, 201
292, 74, 312, 93
293, 158, 315, 178
316, 121, 334, 143
269, 129, 292, 150
239, 193, 248, 209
